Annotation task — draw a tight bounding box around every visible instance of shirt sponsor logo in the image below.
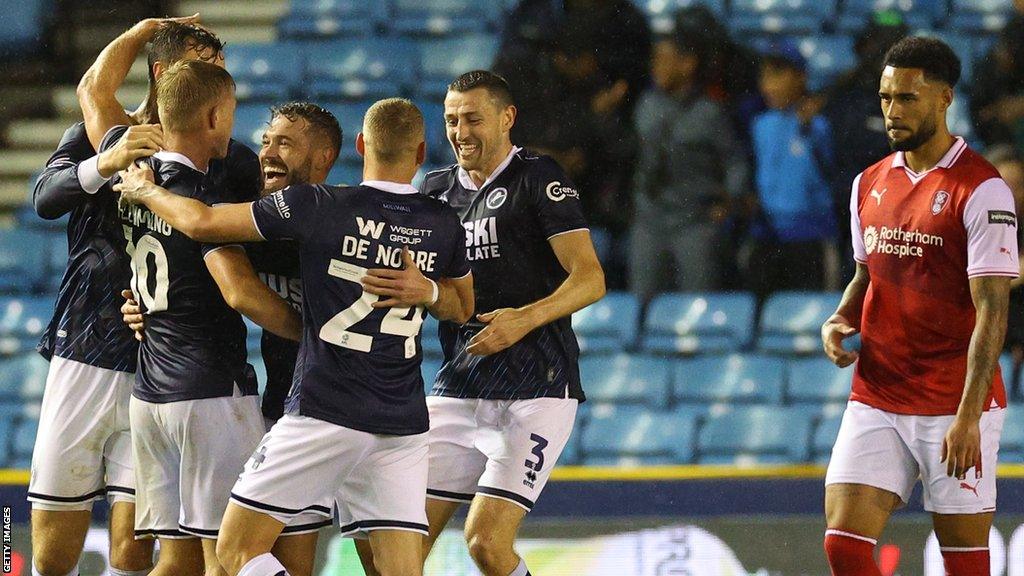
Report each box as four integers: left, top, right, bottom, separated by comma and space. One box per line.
545, 181, 578, 202
988, 210, 1017, 227
864, 225, 944, 258
931, 190, 950, 215
273, 191, 291, 219
486, 187, 508, 210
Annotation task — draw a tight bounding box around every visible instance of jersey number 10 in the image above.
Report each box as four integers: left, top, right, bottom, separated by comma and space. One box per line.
124, 226, 169, 314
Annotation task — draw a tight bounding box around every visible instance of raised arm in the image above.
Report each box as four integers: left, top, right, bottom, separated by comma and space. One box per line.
467, 230, 605, 356
115, 161, 263, 243
77, 15, 197, 148
205, 247, 302, 341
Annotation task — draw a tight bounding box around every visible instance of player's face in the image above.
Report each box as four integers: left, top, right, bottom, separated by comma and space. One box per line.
879, 66, 948, 152
260, 115, 316, 193
444, 88, 514, 173
759, 63, 805, 110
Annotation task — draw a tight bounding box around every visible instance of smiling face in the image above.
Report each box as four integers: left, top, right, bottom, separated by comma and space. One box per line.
443, 87, 515, 176
878, 65, 951, 152
259, 114, 317, 193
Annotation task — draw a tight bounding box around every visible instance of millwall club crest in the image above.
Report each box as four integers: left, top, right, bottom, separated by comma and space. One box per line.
931, 190, 950, 215
486, 187, 508, 210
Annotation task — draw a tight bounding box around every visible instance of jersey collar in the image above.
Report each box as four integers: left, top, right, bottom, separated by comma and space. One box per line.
153, 151, 207, 174
891, 136, 967, 176
361, 180, 419, 195
457, 146, 522, 191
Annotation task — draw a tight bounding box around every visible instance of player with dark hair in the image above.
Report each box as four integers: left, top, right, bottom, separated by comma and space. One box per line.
821, 36, 1017, 575
354, 70, 605, 576
115, 97, 475, 576
26, 15, 240, 576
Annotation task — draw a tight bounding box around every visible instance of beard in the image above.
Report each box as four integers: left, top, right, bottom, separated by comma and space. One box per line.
262, 159, 313, 194
888, 116, 937, 152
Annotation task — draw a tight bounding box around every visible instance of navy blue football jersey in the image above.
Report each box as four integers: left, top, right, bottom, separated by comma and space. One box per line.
246, 239, 301, 421
107, 127, 262, 403
251, 182, 470, 435
421, 148, 588, 401
34, 123, 137, 371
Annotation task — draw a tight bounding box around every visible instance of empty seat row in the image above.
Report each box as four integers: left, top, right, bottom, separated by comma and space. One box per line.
225, 36, 498, 104
279, 0, 514, 39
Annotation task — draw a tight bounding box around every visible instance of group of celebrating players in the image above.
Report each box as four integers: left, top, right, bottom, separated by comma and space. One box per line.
28, 15, 604, 576
22, 10, 1022, 576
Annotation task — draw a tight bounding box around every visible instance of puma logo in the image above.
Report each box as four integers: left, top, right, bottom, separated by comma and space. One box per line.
959, 480, 980, 497
870, 188, 886, 206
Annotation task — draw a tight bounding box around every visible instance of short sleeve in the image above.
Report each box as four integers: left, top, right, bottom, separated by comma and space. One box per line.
98, 125, 129, 154
530, 157, 589, 240
251, 184, 324, 243
963, 177, 1020, 278
442, 208, 471, 280
850, 173, 867, 263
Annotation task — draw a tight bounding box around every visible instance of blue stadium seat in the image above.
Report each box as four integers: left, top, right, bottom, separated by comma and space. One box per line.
278, 0, 386, 39
232, 104, 271, 150
326, 162, 364, 186
786, 357, 853, 406
389, 0, 502, 36
572, 292, 641, 354
12, 416, 38, 463
1000, 409, 1024, 463
949, 0, 1014, 32
633, 0, 728, 33
323, 101, 371, 162
697, 405, 814, 463
811, 408, 844, 464
0, 229, 53, 293
756, 292, 841, 355
793, 36, 858, 92
0, 402, 22, 464
414, 100, 451, 166
730, 0, 834, 34
225, 43, 303, 102
579, 354, 672, 408
642, 292, 756, 354
305, 38, 418, 101
0, 296, 53, 354
415, 36, 500, 100
0, 353, 49, 402
420, 314, 442, 359
580, 404, 698, 465
837, 0, 944, 32
674, 354, 785, 405
421, 358, 443, 393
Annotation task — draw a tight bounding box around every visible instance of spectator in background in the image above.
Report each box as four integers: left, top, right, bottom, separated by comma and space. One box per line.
629, 29, 748, 302
987, 145, 1024, 400
493, 0, 650, 288
747, 43, 837, 301
971, 12, 1024, 148
823, 12, 909, 279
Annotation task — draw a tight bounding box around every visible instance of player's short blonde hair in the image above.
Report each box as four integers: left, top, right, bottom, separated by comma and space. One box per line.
361, 98, 424, 163
156, 60, 234, 132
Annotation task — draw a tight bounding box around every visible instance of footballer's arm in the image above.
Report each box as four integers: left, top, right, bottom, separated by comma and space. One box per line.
205, 247, 302, 341
467, 230, 605, 356
363, 247, 475, 324
822, 262, 870, 368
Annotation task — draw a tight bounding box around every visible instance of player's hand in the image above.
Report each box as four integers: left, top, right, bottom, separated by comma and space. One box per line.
120, 289, 145, 342
135, 13, 201, 36
97, 125, 163, 178
363, 246, 435, 308
821, 314, 859, 368
466, 308, 534, 356
114, 161, 158, 205
941, 414, 983, 479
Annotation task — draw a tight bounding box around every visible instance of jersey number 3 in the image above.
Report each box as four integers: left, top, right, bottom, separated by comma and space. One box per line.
320, 259, 425, 358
